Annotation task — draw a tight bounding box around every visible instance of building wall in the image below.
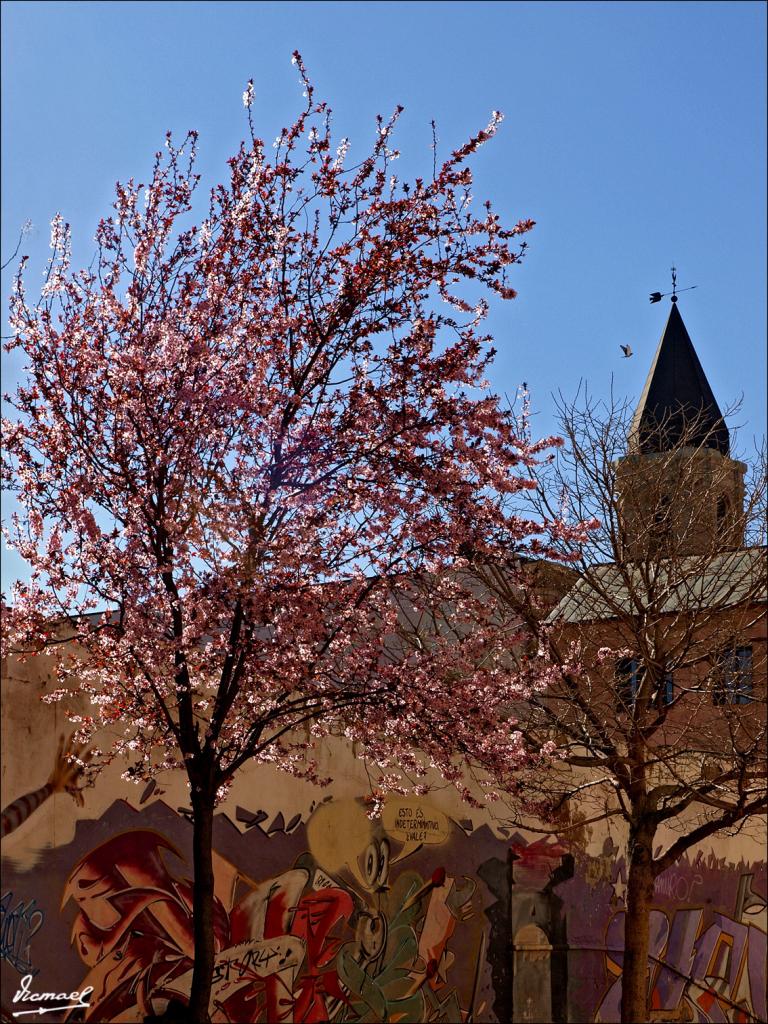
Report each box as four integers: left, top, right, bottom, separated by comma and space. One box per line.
1, 654, 766, 1024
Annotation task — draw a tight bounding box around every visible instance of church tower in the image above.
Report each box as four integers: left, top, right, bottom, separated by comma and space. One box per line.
616, 299, 746, 558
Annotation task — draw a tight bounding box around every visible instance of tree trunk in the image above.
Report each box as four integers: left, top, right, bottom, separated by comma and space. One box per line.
620, 823, 656, 1023
188, 785, 216, 1024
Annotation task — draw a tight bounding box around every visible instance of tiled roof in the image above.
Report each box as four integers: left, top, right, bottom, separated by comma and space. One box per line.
547, 546, 767, 624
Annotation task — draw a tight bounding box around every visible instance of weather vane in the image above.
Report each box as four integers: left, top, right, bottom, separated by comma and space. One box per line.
649, 265, 697, 304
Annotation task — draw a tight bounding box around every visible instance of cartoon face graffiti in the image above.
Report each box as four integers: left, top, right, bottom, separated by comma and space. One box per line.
360, 836, 391, 895
306, 799, 395, 896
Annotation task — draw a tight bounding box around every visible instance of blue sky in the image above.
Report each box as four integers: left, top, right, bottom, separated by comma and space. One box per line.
1, 0, 766, 590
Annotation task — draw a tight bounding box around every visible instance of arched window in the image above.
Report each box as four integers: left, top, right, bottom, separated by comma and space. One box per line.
652, 494, 671, 544
513, 924, 553, 1022
716, 494, 731, 540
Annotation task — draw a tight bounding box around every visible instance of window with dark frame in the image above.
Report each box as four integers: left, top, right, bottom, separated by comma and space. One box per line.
658, 669, 674, 707
615, 658, 674, 709
616, 657, 643, 708
713, 646, 753, 705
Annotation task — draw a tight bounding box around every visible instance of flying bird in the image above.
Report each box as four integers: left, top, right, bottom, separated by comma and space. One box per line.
620, 344, 633, 358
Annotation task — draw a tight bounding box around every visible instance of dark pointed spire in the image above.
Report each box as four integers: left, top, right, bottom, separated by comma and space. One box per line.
629, 302, 729, 455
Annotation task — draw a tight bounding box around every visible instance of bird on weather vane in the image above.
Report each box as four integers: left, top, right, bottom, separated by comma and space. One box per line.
649, 265, 697, 304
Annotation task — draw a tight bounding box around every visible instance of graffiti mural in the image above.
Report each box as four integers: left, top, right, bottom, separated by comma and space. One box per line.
597, 904, 767, 1023
60, 814, 483, 1022
0, 797, 765, 1023
585, 851, 768, 1024
2, 798, 500, 1023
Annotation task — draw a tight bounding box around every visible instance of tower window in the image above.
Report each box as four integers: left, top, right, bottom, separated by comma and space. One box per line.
713, 647, 753, 705
651, 494, 671, 543
716, 495, 731, 539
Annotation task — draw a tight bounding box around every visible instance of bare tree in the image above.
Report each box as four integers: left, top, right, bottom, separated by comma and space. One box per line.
476, 389, 767, 1024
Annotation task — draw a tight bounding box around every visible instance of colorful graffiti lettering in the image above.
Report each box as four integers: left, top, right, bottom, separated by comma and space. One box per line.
0, 891, 44, 977
596, 876, 768, 1023
59, 799, 485, 1022
60, 830, 227, 1022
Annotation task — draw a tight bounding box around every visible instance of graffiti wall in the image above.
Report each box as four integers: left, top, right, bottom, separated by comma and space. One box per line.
1, 792, 765, 1023
568, 841, 768, 1024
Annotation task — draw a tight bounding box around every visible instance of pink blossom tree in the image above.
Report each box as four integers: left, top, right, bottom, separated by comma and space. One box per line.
3, 56, 576, 1022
